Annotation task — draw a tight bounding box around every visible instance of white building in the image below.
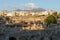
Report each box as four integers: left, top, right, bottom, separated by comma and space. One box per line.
40, 11, 48, 15
6, 11, 16, 16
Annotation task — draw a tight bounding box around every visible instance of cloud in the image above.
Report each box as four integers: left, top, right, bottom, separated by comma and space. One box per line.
3, 3, 37, 10
5, 4, 18, 8
24, 3, 37, 9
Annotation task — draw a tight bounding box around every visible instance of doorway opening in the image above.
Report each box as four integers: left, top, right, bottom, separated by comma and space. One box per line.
9, 37, 16, 40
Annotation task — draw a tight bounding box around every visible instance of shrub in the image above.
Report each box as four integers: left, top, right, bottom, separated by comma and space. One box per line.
44, 15, 57, 25
5, 16, 10, 21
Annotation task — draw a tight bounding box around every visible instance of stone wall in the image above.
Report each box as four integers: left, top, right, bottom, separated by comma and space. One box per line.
0, 29, 60, 40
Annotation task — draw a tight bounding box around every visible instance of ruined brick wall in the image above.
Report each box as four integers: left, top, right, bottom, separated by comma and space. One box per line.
0, 29, 60, 40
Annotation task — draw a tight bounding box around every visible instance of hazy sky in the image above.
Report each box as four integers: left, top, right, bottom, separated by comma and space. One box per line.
0, 0, 60, 11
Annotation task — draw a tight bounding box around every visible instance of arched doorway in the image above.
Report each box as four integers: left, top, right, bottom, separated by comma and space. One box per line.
19, 36, 28, 40
9, 37, 16, 40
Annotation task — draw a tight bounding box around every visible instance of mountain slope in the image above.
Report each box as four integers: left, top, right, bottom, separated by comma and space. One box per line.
31, 8, 46, 12
15, 8, 46, 12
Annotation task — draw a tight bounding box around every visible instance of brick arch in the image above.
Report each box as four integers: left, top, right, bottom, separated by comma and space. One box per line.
49, 36, 52, 40
19, 36, 28, 40
40, 37, 44, 40
40, 37, 51, 40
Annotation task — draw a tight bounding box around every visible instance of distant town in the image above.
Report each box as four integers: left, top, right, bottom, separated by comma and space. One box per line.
0, 9, 59, 30
0, 9, 59, 40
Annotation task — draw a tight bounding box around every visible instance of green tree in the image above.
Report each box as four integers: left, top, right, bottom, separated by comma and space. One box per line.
52, 12, 57, 19
53, 12, 57, 16
44, 15, 57, 25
